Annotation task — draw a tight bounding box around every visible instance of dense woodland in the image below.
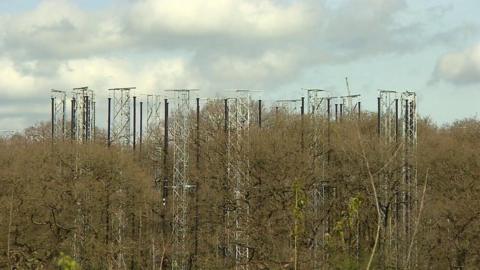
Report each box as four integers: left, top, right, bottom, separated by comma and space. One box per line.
0, 107, 480, 269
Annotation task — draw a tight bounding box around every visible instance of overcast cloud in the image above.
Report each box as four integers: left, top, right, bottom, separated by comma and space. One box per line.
0, 0, 479, 131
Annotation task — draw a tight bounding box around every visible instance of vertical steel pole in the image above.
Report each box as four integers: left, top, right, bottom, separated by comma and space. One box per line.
62, 97, 66, 138
92, 101, 96, 142
108, 98, 111, 147
301, 96, 305, 150
340, 104, 343, 120
71, 98, 76, 141
258, 100, 262, 128
335, 104, 338, 122
224, 99, 228, 133
133, 96, 137, 151
196, 97, 200, 167
86, 95, 90, 141
377, 97, 381, 137
404, 98, 410, 257
358, 101, 361, 121
163, 98, 169, 205
395, 99, 399, 142
139, 101, 143, 154
51, 97, 55, 144
83, 95, 88, 142
194, 97, 200, 270
327, 98, 331, 162
301, 97, 305, 116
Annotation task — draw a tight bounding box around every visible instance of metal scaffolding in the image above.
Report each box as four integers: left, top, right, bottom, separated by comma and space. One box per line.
378, 90, 398, 143
51, 89, 66, 140
305, 88, 330, 269
340, 94, 361, 118
170, 89, 196, 270
146, 95, 163, 143
306, 89, 328, 116
109, 88, 134, 146
400, 91, 418, 269
378, 90, 418, 269
72, 87, 95, 143
275, 99, 302, 114
146, 94, 163, 188
225, 90, 252, 270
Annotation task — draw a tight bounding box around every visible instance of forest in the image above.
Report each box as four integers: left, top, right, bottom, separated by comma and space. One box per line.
0, 104, 479, 270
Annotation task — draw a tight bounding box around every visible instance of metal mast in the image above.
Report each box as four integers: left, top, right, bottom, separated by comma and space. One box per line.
233, 90, 251, 270
51, 89, 66, 140
89, 89, 96, 141
378, 90, 399, 267
305, 88, 330, 269
379, 90, 398, 143
378, 90, 417, 268
170, 89, 195, 270
72, 87, 95, 143
400, 91, 417, 269
146, 95, 163, 142
109, 88, 134, 146
225, 90, 252, 269
147, 94, 163, 187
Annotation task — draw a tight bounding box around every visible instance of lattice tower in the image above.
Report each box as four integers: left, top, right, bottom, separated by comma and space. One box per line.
109, 88, 133, 146
306, 89, 330, 269
72, 87, 95, 142
51, 89, 66, 140
170, 89, 195, 270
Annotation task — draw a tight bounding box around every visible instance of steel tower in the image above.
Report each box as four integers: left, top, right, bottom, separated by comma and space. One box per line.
109, 88, 134, 146
170, 89, 195, 270
51, 89, 66, 140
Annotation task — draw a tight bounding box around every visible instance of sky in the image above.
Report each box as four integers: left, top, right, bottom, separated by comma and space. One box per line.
0, 0, 479, 131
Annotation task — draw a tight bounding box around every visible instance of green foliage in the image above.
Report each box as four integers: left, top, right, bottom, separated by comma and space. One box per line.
57, 252, 80, 270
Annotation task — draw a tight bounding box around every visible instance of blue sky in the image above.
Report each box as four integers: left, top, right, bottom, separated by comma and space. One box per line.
0, 0, 479, 131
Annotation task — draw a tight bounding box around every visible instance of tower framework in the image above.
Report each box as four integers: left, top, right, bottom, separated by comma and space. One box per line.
306, 89, 328, 115
146, 95, 163, 143
109, 88, 134, 146
379, 90, 398, 143
400, 91, 417, 269
72, 87, 95, 142
170, 89, 196, 270
340, 94, 361, 118
51, 89, 67, 140
275, 99, 302, 114
305, 88, 330, 269
146, 94, 163, 188
378, 90, 418, 269
225, 90, 252, 270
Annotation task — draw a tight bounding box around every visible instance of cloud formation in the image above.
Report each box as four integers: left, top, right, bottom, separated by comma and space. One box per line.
0, 0, 423, 92
432, 43, 480, 85
0, 0, 477, 129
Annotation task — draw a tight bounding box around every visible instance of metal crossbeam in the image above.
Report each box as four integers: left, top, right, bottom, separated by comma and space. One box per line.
275, 99, 302, 114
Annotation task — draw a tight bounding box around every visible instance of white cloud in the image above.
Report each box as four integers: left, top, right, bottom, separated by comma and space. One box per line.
0, 58, 37, 97
1, 0, 127, 60
0, 0, 473, 129
432, 43, 480, 85
129, 0, 315, 38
